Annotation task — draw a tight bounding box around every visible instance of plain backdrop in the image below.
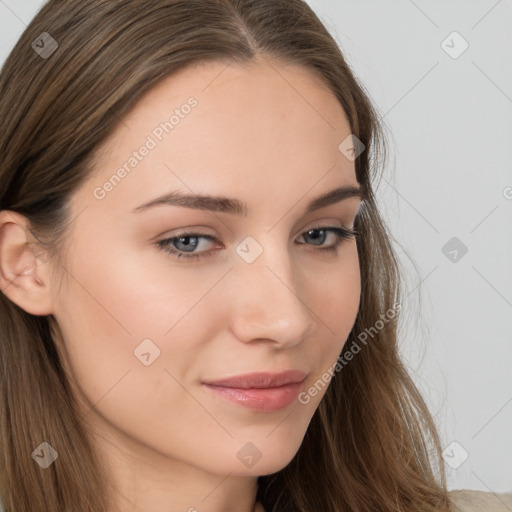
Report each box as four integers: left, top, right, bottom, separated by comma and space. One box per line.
1, 0, 511, 495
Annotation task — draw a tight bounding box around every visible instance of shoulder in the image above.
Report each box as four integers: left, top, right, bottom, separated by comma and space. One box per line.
449, 489, 512, 512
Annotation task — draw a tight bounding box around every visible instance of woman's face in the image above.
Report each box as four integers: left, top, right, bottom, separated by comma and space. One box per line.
50, 57, 362, 480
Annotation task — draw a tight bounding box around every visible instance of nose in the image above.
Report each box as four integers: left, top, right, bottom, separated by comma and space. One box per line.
226, 241, 316, 348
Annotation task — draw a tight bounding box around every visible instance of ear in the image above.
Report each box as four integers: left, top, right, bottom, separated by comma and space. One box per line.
0, 210, 54, 316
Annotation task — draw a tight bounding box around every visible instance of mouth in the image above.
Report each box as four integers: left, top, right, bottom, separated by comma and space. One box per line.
201, 370, 307, 412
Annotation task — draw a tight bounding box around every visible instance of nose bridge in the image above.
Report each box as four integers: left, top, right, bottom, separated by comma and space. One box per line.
227, 237, 315, 346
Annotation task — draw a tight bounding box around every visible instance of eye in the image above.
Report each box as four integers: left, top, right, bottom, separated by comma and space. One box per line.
155, 225, 358, 261
156, 232, 218, 261
297, 225, 357, 254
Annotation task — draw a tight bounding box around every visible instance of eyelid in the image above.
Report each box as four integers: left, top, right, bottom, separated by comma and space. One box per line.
155, 222, 357, 262
157, 218, 354, 244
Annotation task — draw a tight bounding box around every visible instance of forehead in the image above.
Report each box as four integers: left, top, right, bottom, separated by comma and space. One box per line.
77, 57, 357, 216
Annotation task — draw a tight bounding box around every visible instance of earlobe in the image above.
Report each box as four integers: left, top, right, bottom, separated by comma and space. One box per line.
0, 210, 54, 316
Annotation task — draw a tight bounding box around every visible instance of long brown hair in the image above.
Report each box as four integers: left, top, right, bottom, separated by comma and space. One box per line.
0, 1, 451, 510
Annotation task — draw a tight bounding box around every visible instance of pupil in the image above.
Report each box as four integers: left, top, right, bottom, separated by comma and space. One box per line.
177, 236, 198, 251
307, 229, 325, 246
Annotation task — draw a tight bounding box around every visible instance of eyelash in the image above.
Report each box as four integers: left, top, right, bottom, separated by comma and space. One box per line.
155, 225, 358, 261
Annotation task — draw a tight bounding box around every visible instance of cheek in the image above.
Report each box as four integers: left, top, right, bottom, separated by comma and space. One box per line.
305, 245, 361, 376
51, 236, 216, 407
51, 244, 223, 459
310, 244, 361, 331
59, 227, 223, 338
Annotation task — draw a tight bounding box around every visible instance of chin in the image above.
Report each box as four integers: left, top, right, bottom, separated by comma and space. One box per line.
225, 431, 305, 478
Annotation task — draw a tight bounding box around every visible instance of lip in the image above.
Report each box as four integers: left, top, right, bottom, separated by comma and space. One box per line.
201, 370, 307, 412
202, 370, 307, 389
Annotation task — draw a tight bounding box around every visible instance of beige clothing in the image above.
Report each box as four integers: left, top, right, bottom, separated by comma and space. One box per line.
449, 489, 512, 511
255, 490, 512, 511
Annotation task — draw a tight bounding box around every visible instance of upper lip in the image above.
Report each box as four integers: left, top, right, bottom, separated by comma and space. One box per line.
202, 370, 307, 389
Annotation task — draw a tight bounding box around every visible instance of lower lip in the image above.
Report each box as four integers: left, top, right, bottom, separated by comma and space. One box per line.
202, 381, 304, 412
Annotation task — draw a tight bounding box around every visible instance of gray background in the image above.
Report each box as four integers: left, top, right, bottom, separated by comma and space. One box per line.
1, 0, 511, 495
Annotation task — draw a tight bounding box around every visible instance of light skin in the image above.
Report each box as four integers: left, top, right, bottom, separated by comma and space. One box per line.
0, 56, 362, 512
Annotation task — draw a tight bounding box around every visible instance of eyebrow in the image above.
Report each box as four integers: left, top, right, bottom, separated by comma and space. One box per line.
131, 184, 364, 216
